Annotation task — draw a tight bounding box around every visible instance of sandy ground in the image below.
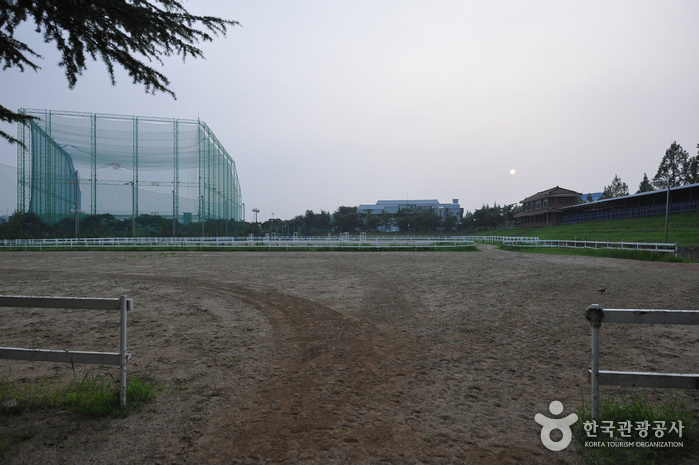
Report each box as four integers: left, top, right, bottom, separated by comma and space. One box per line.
0, 246, 697, 464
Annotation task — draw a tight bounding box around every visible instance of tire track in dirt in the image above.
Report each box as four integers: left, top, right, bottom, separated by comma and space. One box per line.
154, 259, 545, 464
323, 253, 559, 464
146, 278, 431, 464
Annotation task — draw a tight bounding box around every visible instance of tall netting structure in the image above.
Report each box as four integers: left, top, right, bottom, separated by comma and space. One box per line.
17, 109, 242, 225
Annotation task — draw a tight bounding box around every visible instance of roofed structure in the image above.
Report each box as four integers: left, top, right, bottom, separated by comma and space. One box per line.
514, 186, 582, 227
559, 182, 699, 224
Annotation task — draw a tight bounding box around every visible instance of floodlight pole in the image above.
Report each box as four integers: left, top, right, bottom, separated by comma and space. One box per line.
439, 206, 443, 238
172, 189, 176, 237
200, 195, 205, 237
224, 199, 228, 236
124, 181, 135, 237
131, 182, 135, 237
663, 182, 670, 243
653, 175, 671, 243
74, 170, 80, 238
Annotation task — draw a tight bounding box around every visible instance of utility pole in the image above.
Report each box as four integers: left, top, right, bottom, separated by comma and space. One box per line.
252, 208, 260, 236
172, 189, 176, 237
124, 181, 135, 237
74, 170, 80, 238
200, 195, 205, 237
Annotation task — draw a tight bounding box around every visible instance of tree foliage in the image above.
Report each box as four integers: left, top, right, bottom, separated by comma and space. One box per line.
0, 211, 50, 238
469, 203, 515, 231
637, 173, 654, 193
600, 174, 629, 199
653, 141, 696, 188
332, 206, 361, 232
0, 0, 237, 143
0, 211, 249, 239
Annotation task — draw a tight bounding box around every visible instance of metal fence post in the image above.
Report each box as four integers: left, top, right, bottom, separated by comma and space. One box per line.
585, 304, 604, 421
119, 295, 128, 408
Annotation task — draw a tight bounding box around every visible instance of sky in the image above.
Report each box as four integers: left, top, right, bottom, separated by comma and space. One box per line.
2, 0, 699, 221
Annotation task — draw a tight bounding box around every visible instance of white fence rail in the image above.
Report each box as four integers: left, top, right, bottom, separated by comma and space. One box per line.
465, 235, 540, 244
0, 295, 133, 407
584, 305, 699, 420
0, 235, 678, 255
0, 236, 476, 251
503, 238, 677, 254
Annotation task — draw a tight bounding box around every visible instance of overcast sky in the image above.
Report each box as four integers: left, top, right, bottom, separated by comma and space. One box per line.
2, 0, 699, 221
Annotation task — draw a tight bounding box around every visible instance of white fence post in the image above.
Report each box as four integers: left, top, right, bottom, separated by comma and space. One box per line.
585, 305, 699, 421
0, 295, 133, 408
585, 305, 604, 420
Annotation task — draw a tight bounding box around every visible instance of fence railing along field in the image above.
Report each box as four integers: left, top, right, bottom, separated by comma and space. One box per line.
501, 238, 677, 254
0, 295, 133, 407
0, 234, 676, 254
0, 235, 476, 251
585, 305, 699, 420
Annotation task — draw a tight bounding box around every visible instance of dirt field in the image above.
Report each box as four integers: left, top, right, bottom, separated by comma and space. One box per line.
1, 246, 698, 464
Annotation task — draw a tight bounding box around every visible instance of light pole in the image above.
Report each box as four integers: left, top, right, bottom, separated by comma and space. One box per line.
652, 176, 671, 243
224, 199, 228, 237
439, 206, 443, 237
73, 170, 80, 238
200, 195, 205, 237
172, 189, 176, 237
252, 208, 260, 236
124, 181, 135, 237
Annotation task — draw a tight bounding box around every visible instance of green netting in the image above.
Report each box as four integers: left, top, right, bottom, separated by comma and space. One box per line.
17, 109, 242, 224
24, 120, 79, 223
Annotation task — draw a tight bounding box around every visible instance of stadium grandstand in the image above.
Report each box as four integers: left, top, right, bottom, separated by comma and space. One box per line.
559, 182, 699, 224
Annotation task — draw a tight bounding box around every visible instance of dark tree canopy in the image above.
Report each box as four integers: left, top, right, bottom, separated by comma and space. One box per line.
0, 0, 238, 143
636, 172, 654, 193
600, 174, 629, 199
653, 141, 692, 188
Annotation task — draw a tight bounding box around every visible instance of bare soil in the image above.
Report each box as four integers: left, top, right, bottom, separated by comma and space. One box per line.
0, 246, 697, 464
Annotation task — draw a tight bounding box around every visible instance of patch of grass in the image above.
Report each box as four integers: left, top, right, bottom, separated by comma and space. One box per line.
0, 368, 157, 417
472, 211, 699, 247
1, 368, 156, 462
574, 394, 699, 464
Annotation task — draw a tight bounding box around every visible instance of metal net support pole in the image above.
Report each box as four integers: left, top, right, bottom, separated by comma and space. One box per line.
119, 295, 129, 408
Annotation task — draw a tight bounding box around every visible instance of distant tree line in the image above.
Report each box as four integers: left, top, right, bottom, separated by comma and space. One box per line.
1, 204, 486, 239
465, 203, 519, 231
0, 212, 250, 240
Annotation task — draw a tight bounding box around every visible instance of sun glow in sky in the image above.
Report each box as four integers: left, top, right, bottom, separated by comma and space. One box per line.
2, 0, 699, 220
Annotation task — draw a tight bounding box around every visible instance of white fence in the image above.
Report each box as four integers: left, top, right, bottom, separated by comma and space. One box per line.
0, 236, 476, 251
465, 235, 540, 244
585, 304, 699, 420
503, 238, 677, 254
0, 236, 678, 255
0, 295, 133, 407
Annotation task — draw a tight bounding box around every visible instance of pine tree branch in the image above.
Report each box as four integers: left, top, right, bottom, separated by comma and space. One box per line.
0, 0, 238, 143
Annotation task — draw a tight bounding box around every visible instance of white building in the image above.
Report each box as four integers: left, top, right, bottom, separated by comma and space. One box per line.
357, 199, 462, 218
